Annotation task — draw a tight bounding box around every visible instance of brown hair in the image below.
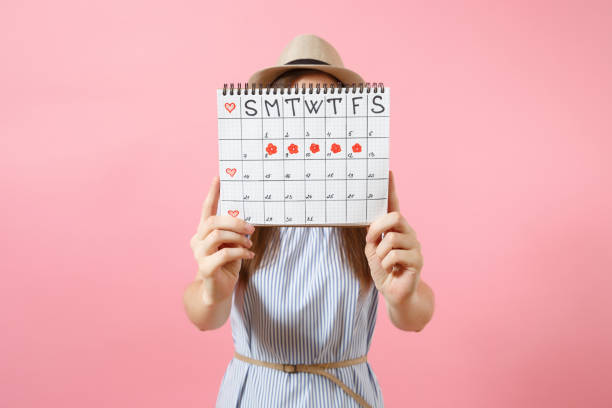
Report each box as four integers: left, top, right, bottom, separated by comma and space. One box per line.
238, 69, 372, 296
265, 68, 343, 88
239, 227, 372, 295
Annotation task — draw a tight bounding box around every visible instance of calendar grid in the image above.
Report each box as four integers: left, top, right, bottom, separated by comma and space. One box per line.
366, 94, 369, 218
218, 115, 390, 119
345, 90, 347, 223
222, 198, 387, 202
261, 93, 265, 223
303, 93, 306, 224
282, 95, 285, 223
239, 95, 244, 218
219, 136, 389, 140
217, 157, 388, 161
222, 177, 389, 181
217, 88, 390, 226
324, 94, 327, 224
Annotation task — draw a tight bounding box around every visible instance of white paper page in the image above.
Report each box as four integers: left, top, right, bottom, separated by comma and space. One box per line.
217, 87, 390, 226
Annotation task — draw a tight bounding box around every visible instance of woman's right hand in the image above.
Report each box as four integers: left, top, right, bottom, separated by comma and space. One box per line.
190, 176, 255, 306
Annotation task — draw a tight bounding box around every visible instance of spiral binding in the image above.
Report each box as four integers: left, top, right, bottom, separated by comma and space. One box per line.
222, 82, 385, 95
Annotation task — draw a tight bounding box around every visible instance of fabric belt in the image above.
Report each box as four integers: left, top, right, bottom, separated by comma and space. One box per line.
233, 351, 372, 408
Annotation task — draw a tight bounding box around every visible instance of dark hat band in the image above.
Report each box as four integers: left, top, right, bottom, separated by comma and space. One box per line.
285, 59, 330, 66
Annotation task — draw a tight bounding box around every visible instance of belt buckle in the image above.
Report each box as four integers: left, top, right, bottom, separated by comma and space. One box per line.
282, 363, 297, 373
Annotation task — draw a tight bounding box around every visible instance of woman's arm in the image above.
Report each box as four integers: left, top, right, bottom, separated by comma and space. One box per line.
366, 171, 435, 332
384, 279, 434, 332
183, 176, 255, 331
183, 279, 233, 331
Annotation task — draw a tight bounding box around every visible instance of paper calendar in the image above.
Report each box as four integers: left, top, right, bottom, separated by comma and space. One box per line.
217, 83, 390, 226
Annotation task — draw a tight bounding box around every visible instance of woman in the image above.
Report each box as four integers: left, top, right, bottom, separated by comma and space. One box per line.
183, 35, 435, 407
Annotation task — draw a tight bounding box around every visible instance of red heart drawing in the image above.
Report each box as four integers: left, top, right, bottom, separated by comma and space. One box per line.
224, 102, 236, 113
226, 168, 237, 177
228, 210, 239, 217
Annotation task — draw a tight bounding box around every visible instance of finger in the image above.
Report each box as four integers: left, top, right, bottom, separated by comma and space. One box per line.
200, 176, 220, 225
206, 247, 255, 273
381, 249, 423, 272
200, 230, 252, 256
192, 234, 244, 259
375, 231, 420, 260
366, 211, 413, 243
387, 170, 400, 213
199, 215, 254, 239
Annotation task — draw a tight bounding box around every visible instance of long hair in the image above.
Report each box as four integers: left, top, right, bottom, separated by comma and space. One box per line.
238, 69, 373, 295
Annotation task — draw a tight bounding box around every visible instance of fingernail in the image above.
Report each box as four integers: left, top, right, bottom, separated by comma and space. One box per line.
247, 239, 253, 247
246, 223, 255, 233
249, 251, 255, 258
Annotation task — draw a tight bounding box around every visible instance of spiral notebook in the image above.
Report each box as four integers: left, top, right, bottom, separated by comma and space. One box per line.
217, 83, 390, 226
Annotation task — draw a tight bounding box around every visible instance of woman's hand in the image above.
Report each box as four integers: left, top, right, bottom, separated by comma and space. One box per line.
365, 171, 425, 309
189, 176, 255, 306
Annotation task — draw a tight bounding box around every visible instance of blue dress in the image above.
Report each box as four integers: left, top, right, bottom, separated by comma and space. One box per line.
215, 227, 384, 407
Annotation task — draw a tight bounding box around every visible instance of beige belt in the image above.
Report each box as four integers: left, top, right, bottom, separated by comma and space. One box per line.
234, 351, 372, 408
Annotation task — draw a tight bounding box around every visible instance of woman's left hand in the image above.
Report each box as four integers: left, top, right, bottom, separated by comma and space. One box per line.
365, 170, 424, 306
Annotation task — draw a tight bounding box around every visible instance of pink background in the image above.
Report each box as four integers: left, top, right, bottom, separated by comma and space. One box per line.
1, 0, 611, 407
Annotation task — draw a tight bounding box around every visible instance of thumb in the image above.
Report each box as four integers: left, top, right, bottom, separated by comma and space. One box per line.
200, 176, 220, 225
387, 170, 400, 213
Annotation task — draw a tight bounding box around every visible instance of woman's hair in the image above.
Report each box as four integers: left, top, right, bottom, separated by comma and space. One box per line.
267, 68, 342, 88
238, 69, 373, 296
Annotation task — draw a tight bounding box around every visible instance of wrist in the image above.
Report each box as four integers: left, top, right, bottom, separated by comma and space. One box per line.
383, 287, 419, 310
199, 279, 230, 307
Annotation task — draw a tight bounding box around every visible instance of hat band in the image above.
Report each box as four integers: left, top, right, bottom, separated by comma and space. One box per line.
285, 58, 329, 66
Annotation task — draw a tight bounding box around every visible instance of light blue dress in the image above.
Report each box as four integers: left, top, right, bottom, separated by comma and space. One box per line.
215, 227, 384, 407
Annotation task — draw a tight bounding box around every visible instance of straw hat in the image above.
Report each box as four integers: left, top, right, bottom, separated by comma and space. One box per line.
248, 34, 365, 86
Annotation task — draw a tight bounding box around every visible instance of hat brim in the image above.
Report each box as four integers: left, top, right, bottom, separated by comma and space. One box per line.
247, 65, 365, 87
